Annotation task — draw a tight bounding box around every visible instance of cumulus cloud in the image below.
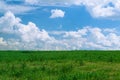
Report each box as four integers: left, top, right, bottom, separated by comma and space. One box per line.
0, 11, 120, 50
50, 9, 65, 18
82, 0, 120, 18
50, 27, 120, 50
0, 11, 55, 50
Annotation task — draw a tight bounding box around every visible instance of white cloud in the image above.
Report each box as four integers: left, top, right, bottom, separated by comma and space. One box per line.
103, 28, 116, 33
64, 28, 87, 38
49, 27, 120, 50
0, 37, 7, 46
50, 9, 65, 18
83, 0, 116, 18
0, 11, 120, 50
84, 0, 120, 18
0, 11, 55, 50
24, 0, 120, 19
0, 0, 120, 18
18, 22, 52, 42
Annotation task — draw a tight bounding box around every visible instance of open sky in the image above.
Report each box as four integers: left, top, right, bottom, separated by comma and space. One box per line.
0, 0, 120, 50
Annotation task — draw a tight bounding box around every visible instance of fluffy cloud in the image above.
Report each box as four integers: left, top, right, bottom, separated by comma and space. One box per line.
0, 11, 120, 50
50, 27, 120, 50
82, 0, 120, 18
50, 9, 65, 18
0, 11, 55, 50
24, 0, 120, 19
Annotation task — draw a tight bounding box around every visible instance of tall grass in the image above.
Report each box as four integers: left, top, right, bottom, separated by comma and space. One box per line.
0, 51, 120, 80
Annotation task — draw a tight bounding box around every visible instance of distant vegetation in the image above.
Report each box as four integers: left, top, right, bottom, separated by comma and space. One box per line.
0, 51, 120, 80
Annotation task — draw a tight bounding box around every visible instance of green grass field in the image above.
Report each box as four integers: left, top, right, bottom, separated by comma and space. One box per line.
0, 51, 120, 80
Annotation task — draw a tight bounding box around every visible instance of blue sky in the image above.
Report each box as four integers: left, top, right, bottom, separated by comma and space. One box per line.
0, 0, 120, 50
18, 6, 120, 31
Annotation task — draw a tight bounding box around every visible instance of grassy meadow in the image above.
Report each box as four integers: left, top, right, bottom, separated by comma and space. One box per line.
0, 51, 120, 80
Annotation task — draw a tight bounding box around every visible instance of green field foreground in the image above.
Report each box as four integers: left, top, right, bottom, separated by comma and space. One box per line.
0, 51, 120, 80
